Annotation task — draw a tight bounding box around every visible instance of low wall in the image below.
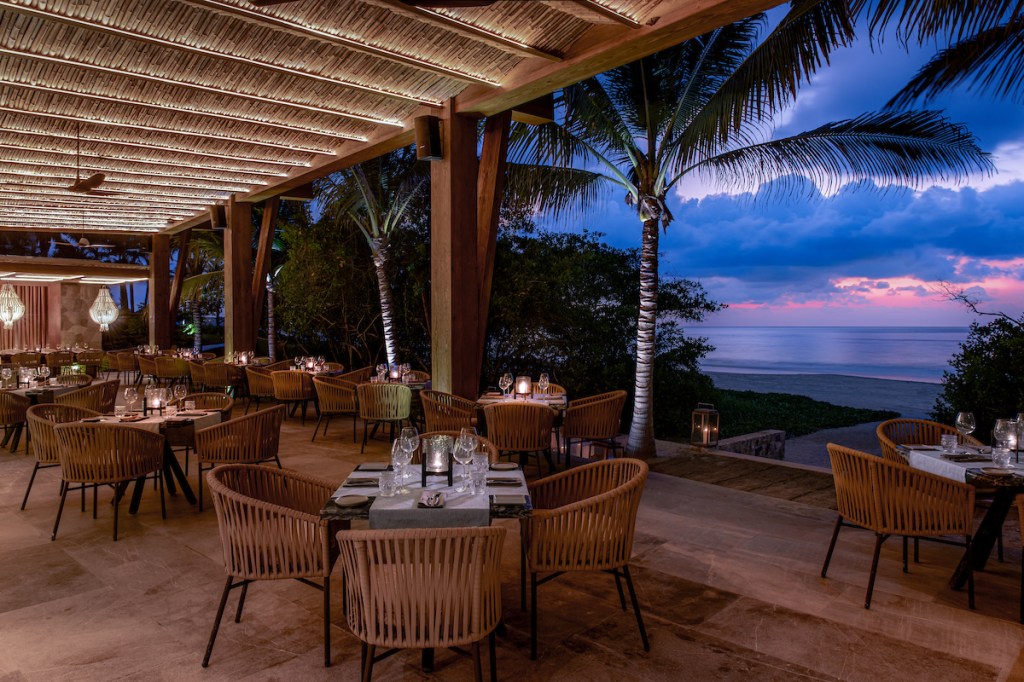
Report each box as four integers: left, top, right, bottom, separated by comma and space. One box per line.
717, 429, 786, 460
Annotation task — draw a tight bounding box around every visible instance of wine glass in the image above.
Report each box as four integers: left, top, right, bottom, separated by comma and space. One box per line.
1, 366, 11, 388
124, 386, 138, 414
294, 355, 302, 370
498, 372, 513, 397
400, 427, 420, 475
955, 411, 976, 453
38, 365, 50, 382
538, 372, 549, 393
172, 383, 188, 405
993, 419, 1016, 450
454, 427, 478, 492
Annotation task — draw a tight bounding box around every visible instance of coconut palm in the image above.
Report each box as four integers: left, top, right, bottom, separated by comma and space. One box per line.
509, 0, 992, 457
320, 147, 427, 365
179, 230, 225, 352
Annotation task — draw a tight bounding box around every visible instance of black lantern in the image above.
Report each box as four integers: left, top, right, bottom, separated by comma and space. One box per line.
690, 403, 720, 447
420, 435, 454, 487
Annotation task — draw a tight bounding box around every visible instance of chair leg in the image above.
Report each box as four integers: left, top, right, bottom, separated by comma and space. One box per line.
998, 531, 1004, 562
312, 415, 323, 442
902, 536, 909, 573
112, 484, 120, 542
530, 572, 538, 660
613, 571, 627, 610
300, 400, 308, 426
622, 565, 650, 652
158, 470, 166, 520
362, 644, 375, 682
323, 416, 332, 438
360, 421, 368, 454
914, 537, 920, 563
489, 631, 497, 682
323, 575, 331, 668
821, 516, 844, 577
864, 533, 885, 609
20, 461, 40, 510
234, 582, 249, 623
520, 525, 527, 611
51, 482, 69, 541
198, 464, 205, 513
472, 640, 483, 682
966, 535, 975, 610
203, 576, 234, 668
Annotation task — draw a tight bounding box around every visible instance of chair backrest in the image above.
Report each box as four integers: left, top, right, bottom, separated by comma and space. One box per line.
322, 362, 344, 372
421, 390, 476, 432
46, 351, 75, 368
483, 402, 554, 453
76, 350, 105, 368
52, 373, 93, 387
416, 430, 498, 464
526, 458, 648, 572
155, 356, 189, 379
207, 463, 334, 580
245, 366, 275, 398
55, 382, 107, 412
116, 352, 139, 372
356, 383, 411, 421
262, 360, 293, 371
562, 390, 627, 441
338, 365, 374, 384
826, 443, 974, 536
312, 376, 358, 412
532, 381, 566, 395
405, 370, 430, 383
98, 379, 121, 413
54, 422, 165, 484
12, 352, 39, 368
137, 355, 158, 378
205, 363, 244, 391
188, 360, 206, 386
27, 403, 100, 464
876, 418, 982, 464
271, 370, 314, 401
0, 390, 30, 426
173, 392, 234, 421
195, 404, 284, 465
336, 526, 506, 649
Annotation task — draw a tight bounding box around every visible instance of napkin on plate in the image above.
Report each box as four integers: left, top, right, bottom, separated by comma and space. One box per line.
343, 478, 379, 488
486, 477, 521, 487
418, 491, 445, 508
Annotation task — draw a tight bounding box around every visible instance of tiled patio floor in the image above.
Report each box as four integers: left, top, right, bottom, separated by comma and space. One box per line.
1, 403, 1022, 681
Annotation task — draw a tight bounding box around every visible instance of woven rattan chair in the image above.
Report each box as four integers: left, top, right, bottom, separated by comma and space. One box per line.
244, 366, 275, 414
204, 361, 243, 397
52, 373, 93, 387
336, 526, 506, 681
262, 360, 293, 372
421, 390, 478, 432
821, 443, 976, 609
562, 390, 627, 467
531, 381, 566, 395
416, 430, 499, 465
188, 360, 206, 392
172, 392, 234, 421
522, 458, 650, 660
45, 351, 74, 371
338, 365, 374, 384
204, 464, 339, 668
52, 422, 166, 541
76, 349, 105, 377
137, 355, 158, 385
483, 401, 556, 474
0, 390, 31, 452
321, 361, 344, 372
877, 418, 984, 464
116, 352, 139, 384
193, 405, 284, 511
155, 356, 190, 386
23, 404, 99, 510
12, 351, 40, 370
56, 380, 120, 413
311, 376, 359, 442
356, 383, 411, 453
404, 369, 430, 383
271, 370, 317, 425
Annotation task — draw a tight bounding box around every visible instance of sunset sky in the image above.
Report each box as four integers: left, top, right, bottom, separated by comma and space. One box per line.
570, 15, 1024, 327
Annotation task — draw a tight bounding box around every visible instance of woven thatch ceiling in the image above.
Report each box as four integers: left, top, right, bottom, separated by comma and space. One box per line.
0, 0, 780, 235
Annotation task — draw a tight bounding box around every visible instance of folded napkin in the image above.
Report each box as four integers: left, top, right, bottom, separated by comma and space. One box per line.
943, 454, 991, 463
486, 477, 521, 487
343, 478, 379, 488
492, 494, 527, 506
418, 491, 445, 508
81, 417, 102, 423
176, 412, 207, 418
356, 462, 391, 472
118, 415, 145, 423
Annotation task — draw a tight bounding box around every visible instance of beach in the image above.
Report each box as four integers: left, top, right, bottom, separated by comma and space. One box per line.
708, 372, 945, 468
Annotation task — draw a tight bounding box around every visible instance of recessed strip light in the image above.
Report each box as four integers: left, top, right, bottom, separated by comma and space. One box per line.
1, 197, 197, 212
191, 0, 500, 87
0, 135, 289, 177
0, 212, 171, 225
0, 1, 441, 107
0, 219, 163, 230
0, 101, 342, 155
1, 274, 83, 282
0, 188, 215, 209
0, 166, 257, 192
0, 179, 231, 201
0, 153, 271, 185
3, 207, 193, 221
0, 47, 404, 128
79, 277, 150, 284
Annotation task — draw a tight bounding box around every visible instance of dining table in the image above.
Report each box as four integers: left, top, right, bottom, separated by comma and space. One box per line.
2, 383, 78, 404
901, 444, 1022, 589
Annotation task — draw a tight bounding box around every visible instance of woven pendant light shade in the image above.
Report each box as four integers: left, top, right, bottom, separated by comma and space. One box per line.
0, 284, 26, 330
89, 286, 119, 332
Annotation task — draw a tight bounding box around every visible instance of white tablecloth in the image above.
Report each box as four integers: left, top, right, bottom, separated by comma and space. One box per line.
94, 411, 221, 434
905, 446, 998, 482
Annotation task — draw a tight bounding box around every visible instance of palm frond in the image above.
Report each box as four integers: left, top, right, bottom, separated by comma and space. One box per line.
887, 19, 1024, 106
686, 110, 992, 195
505, 162, 609, 223
180, 270, 223, 302
853, 0, 1024, 44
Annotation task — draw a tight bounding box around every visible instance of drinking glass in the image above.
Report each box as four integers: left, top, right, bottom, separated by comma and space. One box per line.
294, 356, 302, 370
38, 365, 50, 380
955, 412, 975, 452
452, 443, 475, 493
378, 471, 397, 497
400, 427, 420, 473
993, 419, 1016, 450
172, 383, 188, 404
1, 367, 11, 388
498, 372, 513, 396
184, 399, 196, 412
124, 386, 138, 413
940, 433, 957, 454
470, 468, 487, 495
538, 372, 549, 393
114, 405, 127, 418
391, 438, 413, 492
992, 448, 1012, 469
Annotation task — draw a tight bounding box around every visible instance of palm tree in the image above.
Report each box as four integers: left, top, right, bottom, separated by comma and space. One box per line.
320, 147, 427, 365
179, 231, 225, 352
510, 0, 992, 457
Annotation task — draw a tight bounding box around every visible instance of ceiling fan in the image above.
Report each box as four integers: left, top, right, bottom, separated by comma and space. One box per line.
52, 237, 116, 250
249, 0, 500, 7
66, 122, 119, 196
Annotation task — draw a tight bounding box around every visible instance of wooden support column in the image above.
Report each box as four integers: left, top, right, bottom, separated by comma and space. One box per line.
475, 111, 512, 375
149, 234, 171, 348
223, 197, 253, 355
251, 197, 280, 332
431, 99, 480, 398
168, 228, 191, 317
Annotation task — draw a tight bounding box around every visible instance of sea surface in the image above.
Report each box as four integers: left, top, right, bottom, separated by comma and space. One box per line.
695, 326, 968, 384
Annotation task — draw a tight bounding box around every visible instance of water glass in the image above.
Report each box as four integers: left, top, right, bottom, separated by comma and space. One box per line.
114, 405, 127, 418
470, 468, 487, 495
940, 434, 957, 454
472, 453, 489, 472
992, 448, 1012, 469
378, 471, 397, 497
184, 400, 196, 412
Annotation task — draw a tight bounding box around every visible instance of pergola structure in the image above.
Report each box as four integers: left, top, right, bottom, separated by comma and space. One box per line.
0, 0, 780, 396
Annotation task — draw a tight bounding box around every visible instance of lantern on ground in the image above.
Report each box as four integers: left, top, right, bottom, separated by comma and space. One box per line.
89, 286, 119, 331
515, 375, 532, 399
690, 403, 720, 447
421, 434, 454, 487
0, 283, 26, 330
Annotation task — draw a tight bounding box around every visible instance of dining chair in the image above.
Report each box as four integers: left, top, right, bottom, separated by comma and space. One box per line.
531, 381, 566, 395
76, 349, 105, 378
52, 373, 92, 387
193, 404, 284, 511
244, 366, 275, 414
356, 383, 411, 453
12, 352, 40, 370
56, 380, 120, 413
137, 355, 158, 385
271, 370, 317, 425
116, 352, 139, 385
0, 390, 31, 452
204, 361, 243, 397
336, 526, 506, 682
172, 391, 234, 421
155, 356, 190, 387
204, 464, 339, 668
421, 390, 478, 432
561, 390, 627, 467
45, 351, 75, 371
877, 418, 984, 464
482, 401, 556, 474
23, 404, 99, 510
321, 361, 344, 372
521, 458, 650, 660
311, 376, 359, 442
337, 365, 375, 384
404, 369, 431, 383
52, 422, 166, 542
822, 443, 976, 609
188, 360, 207, 392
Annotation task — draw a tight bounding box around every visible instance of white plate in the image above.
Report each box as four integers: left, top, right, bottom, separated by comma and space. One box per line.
981, 467, 1015, 476
333, 494, 369, 507
491, 462, 518, 471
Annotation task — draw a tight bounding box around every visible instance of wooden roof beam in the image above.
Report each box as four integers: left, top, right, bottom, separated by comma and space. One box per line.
567, 0, 642, 27
0, 255, 150, 279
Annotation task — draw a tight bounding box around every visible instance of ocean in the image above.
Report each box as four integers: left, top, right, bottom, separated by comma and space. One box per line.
694, 326, 968, 384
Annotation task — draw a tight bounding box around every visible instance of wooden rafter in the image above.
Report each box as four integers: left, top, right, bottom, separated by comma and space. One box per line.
566, 0, 641, 27
169, 229, 192, 318
251, 197, 280, 327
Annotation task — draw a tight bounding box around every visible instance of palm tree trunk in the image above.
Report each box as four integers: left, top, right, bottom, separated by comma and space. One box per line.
266, 281, 277, 362
371, 239, 398, 365
626, 217, 660, 458
192, 301, 202, 352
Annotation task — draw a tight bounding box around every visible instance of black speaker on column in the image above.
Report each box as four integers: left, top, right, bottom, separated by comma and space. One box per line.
415, 115, 442, 161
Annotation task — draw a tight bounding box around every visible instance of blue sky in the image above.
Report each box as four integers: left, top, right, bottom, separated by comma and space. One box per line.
553, 13, 1024, 327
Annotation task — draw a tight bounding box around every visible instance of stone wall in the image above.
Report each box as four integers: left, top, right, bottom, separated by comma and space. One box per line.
717, 429, 786, 460
60, 283, 102, 349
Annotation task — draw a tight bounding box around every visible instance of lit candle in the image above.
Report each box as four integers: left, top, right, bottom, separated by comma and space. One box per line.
306, 358, 315, 370
240, 353, 248, 365
515, 376, 531, 399
389, 365, 401, 381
